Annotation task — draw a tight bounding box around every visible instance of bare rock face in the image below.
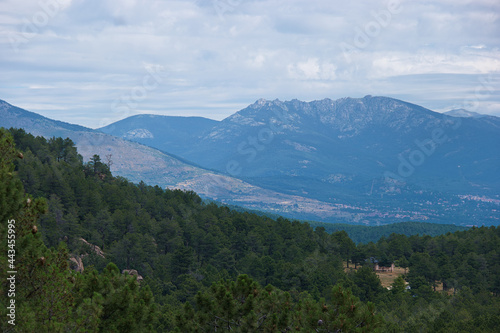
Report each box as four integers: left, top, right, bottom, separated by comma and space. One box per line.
79, 238, 105, 258
124, 128, 154, 139
122, 269, 144, 282
69, 256, 84, 273
68, 238, 106, 273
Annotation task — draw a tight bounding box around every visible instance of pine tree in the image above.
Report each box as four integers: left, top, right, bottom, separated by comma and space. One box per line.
1, 128, 77, 332
0, 128, 24, 223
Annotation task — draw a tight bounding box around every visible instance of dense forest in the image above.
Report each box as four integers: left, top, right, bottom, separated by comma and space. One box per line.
1, 127, 499, 332
306, 221, 468, 244
222, 207, 468, 244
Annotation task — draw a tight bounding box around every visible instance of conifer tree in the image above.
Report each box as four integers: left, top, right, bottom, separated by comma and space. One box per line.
1, 128, 75, 332
0, 128, 24, 223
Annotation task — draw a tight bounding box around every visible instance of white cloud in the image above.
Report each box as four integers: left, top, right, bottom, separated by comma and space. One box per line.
288, 58, 337, 81
370, 49, 500, 78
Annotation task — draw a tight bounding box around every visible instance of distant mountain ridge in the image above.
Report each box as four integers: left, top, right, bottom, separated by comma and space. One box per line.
98, 95, 500, 225
100, 114, 218, 155
2, 97, 499, 226
1, 99, 398, 225
0, 100, 95, 136
0, 99, 282, 203
100, 96, 500, 194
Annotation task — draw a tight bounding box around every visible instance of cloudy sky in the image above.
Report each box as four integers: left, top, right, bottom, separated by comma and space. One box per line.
1, 0, 499, 128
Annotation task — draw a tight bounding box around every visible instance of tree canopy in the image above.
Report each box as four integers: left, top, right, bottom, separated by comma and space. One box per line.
1, 127, 499, 332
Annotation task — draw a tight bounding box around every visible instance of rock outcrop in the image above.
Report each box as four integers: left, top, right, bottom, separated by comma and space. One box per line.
122, 269, 144, 282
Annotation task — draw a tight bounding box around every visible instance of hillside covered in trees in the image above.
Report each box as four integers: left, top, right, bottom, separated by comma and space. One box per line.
307, 221, 468, 244
1, 127, 499, 332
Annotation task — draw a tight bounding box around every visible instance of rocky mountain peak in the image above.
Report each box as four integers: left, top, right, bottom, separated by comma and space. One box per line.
221, 96, 446, 136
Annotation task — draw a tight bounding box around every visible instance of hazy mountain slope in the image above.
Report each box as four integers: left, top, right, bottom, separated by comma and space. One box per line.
98, 114, 218, 157
189, 96, 499, 197
101, 96, 500, 199
98, 96, 500, 226
1, 99, 396, 224
0, 99, 94, 137
0, 99, 265, 196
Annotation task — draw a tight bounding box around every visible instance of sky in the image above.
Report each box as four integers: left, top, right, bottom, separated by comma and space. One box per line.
0, 0, 499, 128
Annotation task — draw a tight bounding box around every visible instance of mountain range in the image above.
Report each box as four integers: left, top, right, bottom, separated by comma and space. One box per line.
0, 99, 260, 199
0, 99, 370, 224
2, 97, 499, 226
